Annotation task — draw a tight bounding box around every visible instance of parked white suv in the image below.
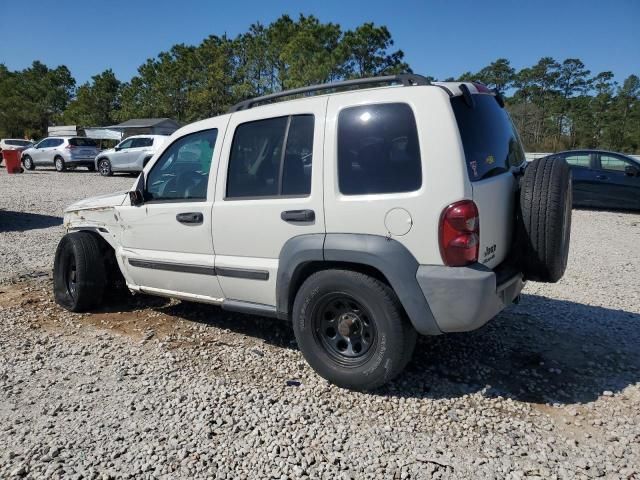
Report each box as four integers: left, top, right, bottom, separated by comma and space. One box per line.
21, 137, 99, 171
0, 138, 34, 164
54, 75, 572, 390
95, 135, 167, 176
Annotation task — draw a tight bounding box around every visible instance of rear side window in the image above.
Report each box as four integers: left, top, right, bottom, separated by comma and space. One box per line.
338, 103, 421, 195
69, 138, 97, 147
451, 95, 526, 181
564, 153, 591, 168
50, 139, 64, 147
226, 115, 314, 198
133, 138, 153, 148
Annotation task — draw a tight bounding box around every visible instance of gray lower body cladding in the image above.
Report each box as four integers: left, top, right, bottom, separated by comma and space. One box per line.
277, 234, 523, 336
417, 263, 524, 333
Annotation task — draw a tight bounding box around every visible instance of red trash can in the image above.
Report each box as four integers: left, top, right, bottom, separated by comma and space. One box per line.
3, 150, 23, 174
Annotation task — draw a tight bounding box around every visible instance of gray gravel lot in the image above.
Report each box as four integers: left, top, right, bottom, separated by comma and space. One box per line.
1, 168, 639, 479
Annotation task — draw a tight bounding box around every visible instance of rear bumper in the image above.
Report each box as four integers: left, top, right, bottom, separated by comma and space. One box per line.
416, 263, 524, 333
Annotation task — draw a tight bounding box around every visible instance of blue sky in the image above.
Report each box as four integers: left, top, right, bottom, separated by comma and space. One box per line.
1, 0, 638, 85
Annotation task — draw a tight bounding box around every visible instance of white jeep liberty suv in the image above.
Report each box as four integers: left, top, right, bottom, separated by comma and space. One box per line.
54, 75, 572, 390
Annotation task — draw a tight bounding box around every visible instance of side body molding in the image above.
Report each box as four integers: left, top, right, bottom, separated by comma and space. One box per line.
277, 233, 442, 336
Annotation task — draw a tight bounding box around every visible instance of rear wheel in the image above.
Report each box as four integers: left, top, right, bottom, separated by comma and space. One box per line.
517, 156, 572, 282
53, 232, 106, 312
98, 158, 112, 176
292, 270, 416, 391
22, 155, 35, 170
54, 156, 66, 172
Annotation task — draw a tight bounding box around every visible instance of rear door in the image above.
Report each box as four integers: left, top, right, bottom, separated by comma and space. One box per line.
450, 93, 524, 268
212, 98, 326, 307
593, 153, 640, 209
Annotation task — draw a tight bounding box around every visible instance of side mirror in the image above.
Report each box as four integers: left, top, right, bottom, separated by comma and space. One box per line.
129, 173, 145, 206
625, 165, 640, 177
129, 190, 144, 206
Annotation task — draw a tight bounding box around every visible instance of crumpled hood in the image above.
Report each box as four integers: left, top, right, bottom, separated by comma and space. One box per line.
64, 191, 128, 213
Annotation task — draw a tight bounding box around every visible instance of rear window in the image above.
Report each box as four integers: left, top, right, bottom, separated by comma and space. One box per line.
451, 94, 526, 181
69, 138, 97, 147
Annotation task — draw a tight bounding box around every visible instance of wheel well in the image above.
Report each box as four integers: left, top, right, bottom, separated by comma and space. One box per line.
73, 230, 124, 287
287, 261, 392, 316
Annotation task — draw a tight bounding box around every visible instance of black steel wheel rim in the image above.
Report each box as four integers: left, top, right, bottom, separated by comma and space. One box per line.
65, 257, 77, 300
313, 293, 377, 365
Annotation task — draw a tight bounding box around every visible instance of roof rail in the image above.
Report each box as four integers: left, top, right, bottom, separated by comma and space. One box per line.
227, 74, 431, 113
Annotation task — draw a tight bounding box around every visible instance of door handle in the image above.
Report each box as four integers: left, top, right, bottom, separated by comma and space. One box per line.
281, 209, 315, 223
176, 212, 203, 225
595, 175, 608, 180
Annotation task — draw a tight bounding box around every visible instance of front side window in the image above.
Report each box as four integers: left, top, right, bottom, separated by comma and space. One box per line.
226, 115, 314, 198
564, 153, 591, 168
117, 138, 134, 150
146, 129, 218, 201
36, 139, 50, 148
338, 103, 422, 195
599, 154, 634, 173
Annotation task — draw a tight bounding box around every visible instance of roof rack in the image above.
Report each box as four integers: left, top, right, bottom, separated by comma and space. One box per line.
227, 74, 431, 113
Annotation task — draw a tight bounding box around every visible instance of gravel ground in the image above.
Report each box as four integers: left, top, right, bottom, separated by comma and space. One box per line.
1, 168, 639, 479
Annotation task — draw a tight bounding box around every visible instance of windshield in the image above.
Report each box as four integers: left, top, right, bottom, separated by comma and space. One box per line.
451, 94, 526, 181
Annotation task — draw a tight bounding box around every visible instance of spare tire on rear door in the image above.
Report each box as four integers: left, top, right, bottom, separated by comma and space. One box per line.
517, 156, 572, 283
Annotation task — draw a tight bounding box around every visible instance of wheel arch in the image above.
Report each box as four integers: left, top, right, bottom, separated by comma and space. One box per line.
277, 234, 442, 335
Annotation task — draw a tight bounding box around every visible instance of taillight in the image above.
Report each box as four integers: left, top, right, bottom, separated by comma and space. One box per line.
439, 200, 479, 266
65, 144, 77, 150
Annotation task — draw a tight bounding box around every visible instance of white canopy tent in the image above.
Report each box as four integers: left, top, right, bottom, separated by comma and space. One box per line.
83, 128, 123, 140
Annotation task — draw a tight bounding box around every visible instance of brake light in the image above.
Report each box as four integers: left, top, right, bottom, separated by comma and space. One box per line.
65, 144, 77, 150
439, 200, 479, 266
473, 82, 492, 94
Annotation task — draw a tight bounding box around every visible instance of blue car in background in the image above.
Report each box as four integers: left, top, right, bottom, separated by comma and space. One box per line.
542, 150, 640, 211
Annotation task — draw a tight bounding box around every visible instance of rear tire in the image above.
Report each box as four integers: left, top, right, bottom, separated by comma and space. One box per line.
517, 156, 572, 283
54, 156, 66, 172
22, 155, 35, 170
292, 270, 417, 391
98, 158, 112, 176
53, 232, 106, 312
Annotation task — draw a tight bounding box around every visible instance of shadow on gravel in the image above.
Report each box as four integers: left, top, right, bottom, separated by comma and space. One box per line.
0, 210, 62, 232
386, 293, 640, 405
157, 300, 298, 351
99, 291, 640, 404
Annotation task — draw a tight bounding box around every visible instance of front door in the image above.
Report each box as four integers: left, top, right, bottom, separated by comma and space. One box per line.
212, 98, 327, 307
594, 153, 640, 209
116, 123, 227, 301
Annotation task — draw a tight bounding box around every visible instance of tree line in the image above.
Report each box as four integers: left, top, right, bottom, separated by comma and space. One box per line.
0, 14, 638, 153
